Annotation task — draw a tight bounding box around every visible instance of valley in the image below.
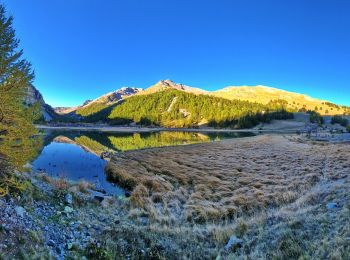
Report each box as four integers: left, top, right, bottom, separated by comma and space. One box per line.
32, 79, 350, 127
2, 132, 350, 259
1, 2, 350, 259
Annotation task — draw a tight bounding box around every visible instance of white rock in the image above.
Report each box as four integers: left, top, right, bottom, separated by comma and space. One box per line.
65, 193, 73, 205
64, 206, 74, 214
224, 235, 243, 250
15, 206, 26, 218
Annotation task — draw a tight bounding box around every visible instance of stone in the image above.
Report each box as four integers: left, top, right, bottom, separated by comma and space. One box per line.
65, 193, 73, 205
47, 239, 55, 247
24, 163, 32, 169
15, 206, 26, 218
101, 197, 113, 208
224, 235, 243, 251
327, 202, 338, 209
67, 242, 73, 250
94, 195, 104, 202
56, 246, 62, 254
64, 206, 74, 214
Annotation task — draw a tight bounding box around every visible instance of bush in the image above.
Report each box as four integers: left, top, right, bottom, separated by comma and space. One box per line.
331, 116, 349, 127
308, 111, 323, 125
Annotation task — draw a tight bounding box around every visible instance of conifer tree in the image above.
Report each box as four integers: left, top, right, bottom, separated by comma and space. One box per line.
0, 4, 35, 137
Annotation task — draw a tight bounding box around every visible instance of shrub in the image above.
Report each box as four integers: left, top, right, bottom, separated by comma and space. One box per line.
308, 111, 323, 125
331, 116, 349, 127
130, 184, 149, 208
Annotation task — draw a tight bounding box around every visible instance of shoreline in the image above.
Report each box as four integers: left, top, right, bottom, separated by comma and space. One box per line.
35, 124, 300, 133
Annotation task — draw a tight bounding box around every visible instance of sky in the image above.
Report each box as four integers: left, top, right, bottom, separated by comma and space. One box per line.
3, 0, 350, 107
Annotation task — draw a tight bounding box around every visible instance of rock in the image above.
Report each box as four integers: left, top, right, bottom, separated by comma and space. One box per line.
327, 202, 338, 209
56, 246, 62, 254
65, 193, 73, 205
25, 84, 56, 121
23, 163, 32, 169
94, 195, 104, 202
67, 242, 73, 250
47, 239, 55, 247
101, 197, 113, 207
64, 206, 74, 214
15, 206, 26, 218
224, 235, 243, 251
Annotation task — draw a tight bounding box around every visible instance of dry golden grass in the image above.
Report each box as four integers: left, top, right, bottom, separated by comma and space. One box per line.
50, 176, 69, 191
213, 85, 348, 115
76, 179, 95, 193
105, 135, 350, 224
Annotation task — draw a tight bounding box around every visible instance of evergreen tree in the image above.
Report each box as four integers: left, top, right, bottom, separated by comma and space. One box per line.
0, 5, 36, 137
0, 5, 41, 196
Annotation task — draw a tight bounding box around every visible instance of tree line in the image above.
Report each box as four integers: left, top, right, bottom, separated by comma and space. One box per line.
107, 89, 294, 128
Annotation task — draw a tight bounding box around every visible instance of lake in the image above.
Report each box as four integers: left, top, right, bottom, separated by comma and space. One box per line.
31, 130, 255, 195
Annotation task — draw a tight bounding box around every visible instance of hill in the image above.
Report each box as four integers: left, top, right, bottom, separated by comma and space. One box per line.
213, 85, 350, 115
108, 88, 292, 128
54, 87, 142, 121
52, 80, 350, 124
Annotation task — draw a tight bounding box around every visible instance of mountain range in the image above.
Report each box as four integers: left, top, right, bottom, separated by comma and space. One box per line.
28, 80, 350, 124
54, 79, 349, 117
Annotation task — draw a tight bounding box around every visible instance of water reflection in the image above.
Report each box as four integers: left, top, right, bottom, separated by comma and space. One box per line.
33, 141, 123, 195
0, 129, 43, 170
30, 130, 254, 195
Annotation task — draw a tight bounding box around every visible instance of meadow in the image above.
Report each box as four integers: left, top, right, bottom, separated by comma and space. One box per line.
104, 134, 350, 258
106, 135, 326, 222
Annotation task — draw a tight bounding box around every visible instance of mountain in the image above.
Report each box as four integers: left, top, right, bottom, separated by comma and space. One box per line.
108, 88, 293, 128
212, 85, 349, 115
54, 80, 350, 124
25, 84, 57, 121
138, 79, 208, 96
54, 87, 143, 119
139, 81, 349, 116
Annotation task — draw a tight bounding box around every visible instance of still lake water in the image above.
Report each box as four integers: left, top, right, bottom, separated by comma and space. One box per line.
32, 130, 255, 195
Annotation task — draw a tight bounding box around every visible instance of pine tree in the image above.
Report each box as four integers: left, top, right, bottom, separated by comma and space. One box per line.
0, 5, 42, 196
0, 5, 35, 137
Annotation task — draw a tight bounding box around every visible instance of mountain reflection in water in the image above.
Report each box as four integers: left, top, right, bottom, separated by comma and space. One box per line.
28, 130, 254, 195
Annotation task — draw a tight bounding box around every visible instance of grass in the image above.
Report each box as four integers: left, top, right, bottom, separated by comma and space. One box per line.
106, 135, 327, 223
103, 134, 350, 258
2, 134, 350, 259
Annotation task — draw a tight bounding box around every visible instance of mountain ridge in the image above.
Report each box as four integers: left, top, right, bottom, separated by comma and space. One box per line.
54, 87, 143, 117
53, 80, 350, 118
25, 84, 57, 121
57, 79, 348, 115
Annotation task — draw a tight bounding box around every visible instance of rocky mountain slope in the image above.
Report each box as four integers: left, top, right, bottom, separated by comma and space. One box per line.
55, 87, 143, 119
137, 79, 208, 96
52, 80, 350, 123
25, 85, 57, 121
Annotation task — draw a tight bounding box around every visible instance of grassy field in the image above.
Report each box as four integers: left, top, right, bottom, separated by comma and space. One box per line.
105, 134, 350, 258
2, 134, 349, 259
106, 135, 326, 222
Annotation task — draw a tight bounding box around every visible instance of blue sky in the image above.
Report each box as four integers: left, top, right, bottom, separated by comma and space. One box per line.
3, 0, 350, 107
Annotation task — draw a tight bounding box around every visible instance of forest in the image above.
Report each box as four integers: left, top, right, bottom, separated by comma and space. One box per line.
107, 89, 294, 128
